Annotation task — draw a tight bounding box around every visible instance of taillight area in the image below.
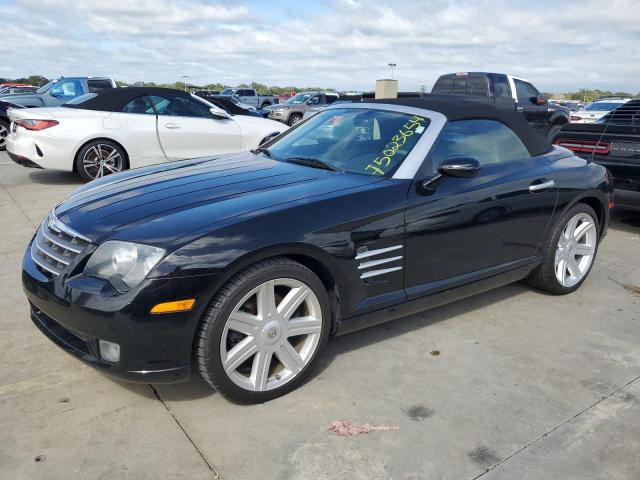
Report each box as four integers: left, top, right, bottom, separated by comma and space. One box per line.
554, 138, 611, 155
570, 116, 581, 121
15, 119, 59, 131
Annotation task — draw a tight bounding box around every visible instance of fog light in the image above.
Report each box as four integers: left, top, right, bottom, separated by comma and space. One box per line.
98, 339, 120, 363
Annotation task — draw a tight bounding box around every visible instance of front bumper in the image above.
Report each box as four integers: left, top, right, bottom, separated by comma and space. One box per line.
267, 110, 289, 123
22, 242, 216, 384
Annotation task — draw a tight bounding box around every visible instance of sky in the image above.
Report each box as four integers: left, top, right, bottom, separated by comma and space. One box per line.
1, 0, 638, 93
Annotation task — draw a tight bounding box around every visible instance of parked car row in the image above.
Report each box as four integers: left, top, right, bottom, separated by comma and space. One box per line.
6, 87, 287, 180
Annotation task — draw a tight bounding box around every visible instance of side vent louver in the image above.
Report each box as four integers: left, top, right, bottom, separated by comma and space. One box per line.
356, 245, 403, 280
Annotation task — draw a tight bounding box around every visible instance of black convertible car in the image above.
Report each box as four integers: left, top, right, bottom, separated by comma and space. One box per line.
554, 99, 640, 211
22, 97, 612, 403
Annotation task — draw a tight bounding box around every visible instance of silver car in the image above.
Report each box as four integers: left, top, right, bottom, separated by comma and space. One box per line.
265, 92, 340, 126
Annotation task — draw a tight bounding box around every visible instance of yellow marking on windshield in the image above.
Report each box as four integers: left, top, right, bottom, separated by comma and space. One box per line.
365, 115, 427, 176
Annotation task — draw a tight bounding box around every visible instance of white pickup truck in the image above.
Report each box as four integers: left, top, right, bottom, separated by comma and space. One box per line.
219, 88, 277, 109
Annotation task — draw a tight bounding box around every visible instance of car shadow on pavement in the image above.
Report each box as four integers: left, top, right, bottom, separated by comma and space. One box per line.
314, 282, 530, 376
28, 170, 84, 186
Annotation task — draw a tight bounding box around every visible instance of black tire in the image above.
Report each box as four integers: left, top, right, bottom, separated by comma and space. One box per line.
0, 119, 9, 152
527, 203, 599, 294
260, 102, 270, 109
547, 123, 564, 141
288, 113, 302, 126
75, 140, 128, 182
196, 257, 331, 403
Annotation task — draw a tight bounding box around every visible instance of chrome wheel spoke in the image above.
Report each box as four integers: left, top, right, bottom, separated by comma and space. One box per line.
250, 351, 272, 391
275, 341, 305, 374
104, 149, 119, 162
566, 256, 581, 278
287, 316, 322, 336
573, 221, 594, 241
227, 311, 260, 335
278, 285, 309, 320
556, 258, 567, 285
223, 336, 258, 373
575, 243, 595, 256
257, 281, 277, 319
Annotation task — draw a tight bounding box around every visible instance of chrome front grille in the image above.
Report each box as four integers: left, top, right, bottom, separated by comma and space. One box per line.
31, 211, 90, 277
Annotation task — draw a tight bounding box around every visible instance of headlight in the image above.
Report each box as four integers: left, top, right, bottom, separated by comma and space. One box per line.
84, 241, 165, 291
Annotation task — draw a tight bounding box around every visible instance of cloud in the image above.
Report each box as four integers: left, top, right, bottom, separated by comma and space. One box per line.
0, 0, 638, 92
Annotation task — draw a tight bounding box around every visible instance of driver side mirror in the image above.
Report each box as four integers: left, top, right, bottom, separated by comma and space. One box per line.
531, 95, 547, 106
437, 156, 482, 178
210, 107, 231, 120
50, 90, 63, 98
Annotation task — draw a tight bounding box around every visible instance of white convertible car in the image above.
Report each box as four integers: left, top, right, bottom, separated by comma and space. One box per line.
6, 87, 287, 181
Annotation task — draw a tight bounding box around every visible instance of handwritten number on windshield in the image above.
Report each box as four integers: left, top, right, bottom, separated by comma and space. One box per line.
365, 115, 426, 176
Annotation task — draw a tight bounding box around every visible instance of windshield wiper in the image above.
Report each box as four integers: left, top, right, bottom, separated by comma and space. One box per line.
286, 157, 342, 172
251, 147, 273, 158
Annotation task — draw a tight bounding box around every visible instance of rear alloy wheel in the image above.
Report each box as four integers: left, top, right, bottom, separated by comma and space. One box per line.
0, 119, 9, 151
288, 113, 302, 126
527, 203, 599, 294
554, 212, 597, 288
75, 140, 126, 182
196, 258, 330, 403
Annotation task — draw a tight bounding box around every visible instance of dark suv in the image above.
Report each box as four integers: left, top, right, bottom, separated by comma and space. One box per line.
432, 72, 570, 139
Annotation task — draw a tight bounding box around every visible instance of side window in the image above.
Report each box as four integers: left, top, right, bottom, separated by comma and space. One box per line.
87, 79, 113, 92
514, 79, 539, 102
429, 119, 530, 168
326, 94, 339, 104
122, 96, 153, 114
307, 95, 320, 106
51, 80, 82, 99
148, 94, 211, 118
489, 74, 511, 99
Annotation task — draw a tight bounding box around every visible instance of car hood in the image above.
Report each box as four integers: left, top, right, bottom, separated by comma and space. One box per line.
55, 152, 384, 249
0, 92, 38, 103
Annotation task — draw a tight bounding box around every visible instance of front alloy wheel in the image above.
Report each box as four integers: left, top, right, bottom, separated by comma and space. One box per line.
197, 258, 330, 403
221, 278, 322, 392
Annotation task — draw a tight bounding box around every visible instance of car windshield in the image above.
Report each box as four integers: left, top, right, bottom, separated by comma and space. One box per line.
265, 108, 431, 177
36, 81, 56, 94
584, 102, 624, 111
286, 94, 312, 104
220, 88, 234, 95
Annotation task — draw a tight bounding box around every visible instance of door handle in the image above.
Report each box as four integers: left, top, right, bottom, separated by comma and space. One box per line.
529, 179, 555, 192
165, 123, 180, 129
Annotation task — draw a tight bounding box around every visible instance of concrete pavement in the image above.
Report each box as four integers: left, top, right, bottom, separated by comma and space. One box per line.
1, 152, 639, 479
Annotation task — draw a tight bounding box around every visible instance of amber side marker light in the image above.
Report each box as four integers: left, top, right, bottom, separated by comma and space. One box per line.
150, 299, 196, 314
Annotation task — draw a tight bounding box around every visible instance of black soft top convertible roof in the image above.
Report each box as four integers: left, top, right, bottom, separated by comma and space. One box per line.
371, 95, 553, 157
64, 87, 193, 112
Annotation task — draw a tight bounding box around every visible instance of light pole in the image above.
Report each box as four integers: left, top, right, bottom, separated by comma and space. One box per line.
388, 63, 397, 78
182, 75, 189, 92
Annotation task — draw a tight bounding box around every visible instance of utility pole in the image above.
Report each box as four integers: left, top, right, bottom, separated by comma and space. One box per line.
182, 74, 189, 92
388, 63, 397, 79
